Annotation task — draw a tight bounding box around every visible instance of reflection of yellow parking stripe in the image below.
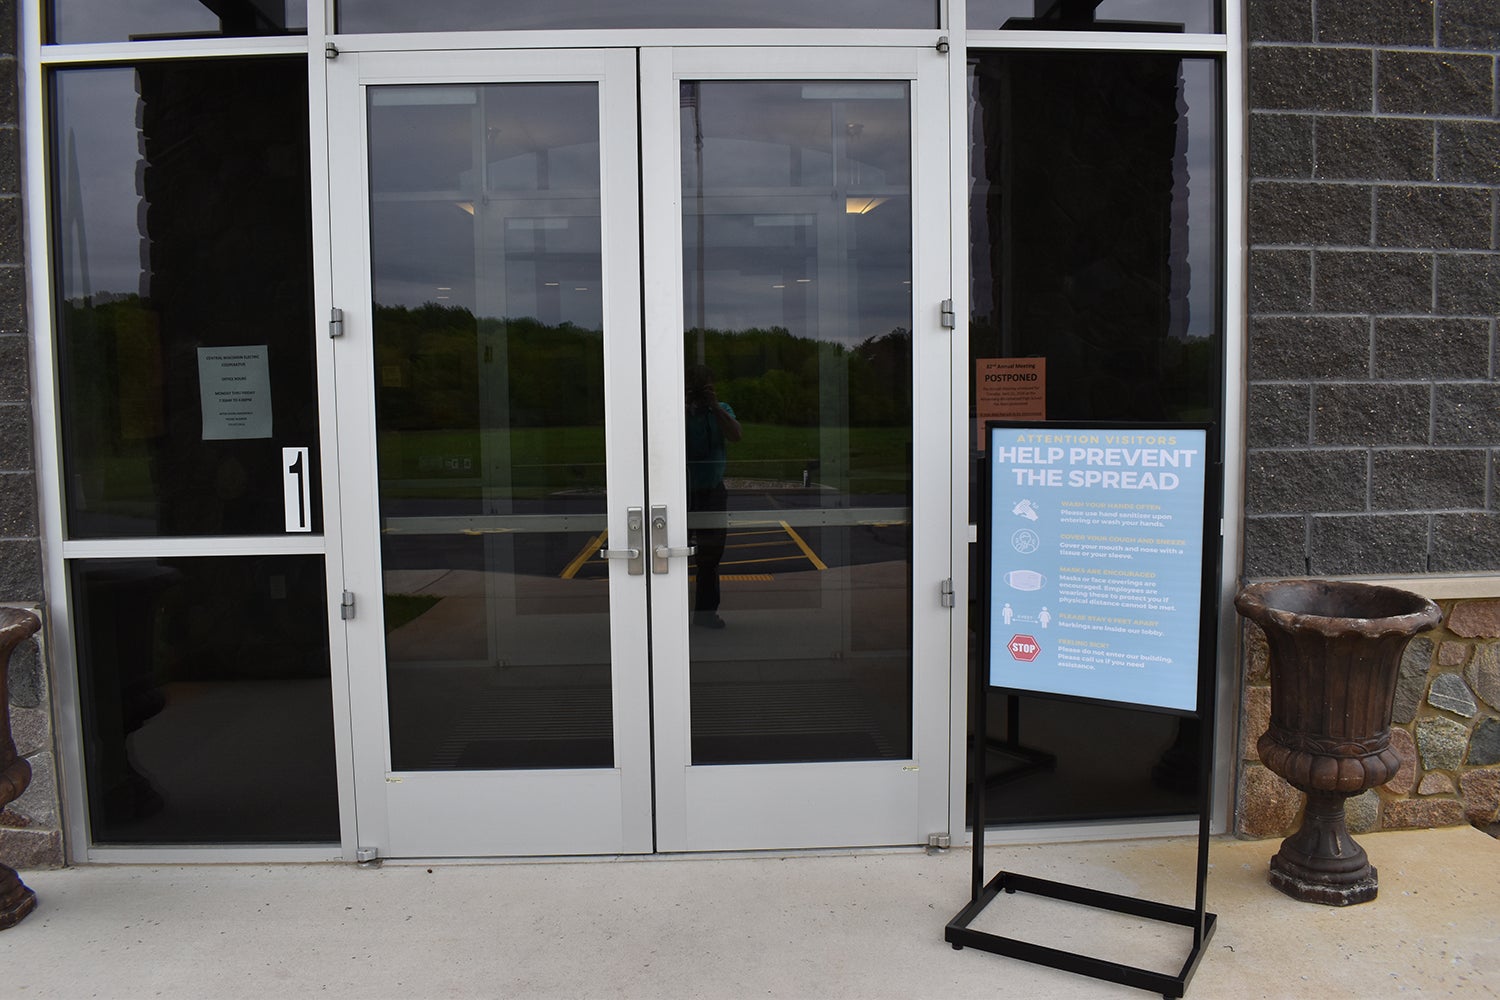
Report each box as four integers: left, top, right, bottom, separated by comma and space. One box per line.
779, 520, 827, 570
724, 555, 813, 567
561, 531, 607, 580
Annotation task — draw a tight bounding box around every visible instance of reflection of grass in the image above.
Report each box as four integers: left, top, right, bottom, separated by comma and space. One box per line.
379, 423, 911, 498
384, 593, 440, 632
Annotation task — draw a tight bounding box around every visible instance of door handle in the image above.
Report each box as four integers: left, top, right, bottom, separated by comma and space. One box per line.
597, 506, 645, 575
650, 505, 694, 574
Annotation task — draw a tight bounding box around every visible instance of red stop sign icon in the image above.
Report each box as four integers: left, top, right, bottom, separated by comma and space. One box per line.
1008, 634, 1041, 662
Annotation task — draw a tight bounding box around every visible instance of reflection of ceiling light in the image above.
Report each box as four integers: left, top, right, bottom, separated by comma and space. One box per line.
437, 286, 452, 291
545, 282, 559, 287
574, 287, 589, 291
802, 84, 906, 101
796, 278, 811, 283
455, 201, 476, 216
373, 86, 478, 107
772, 284, 785, 289
508, 218, 568, 231
845, 196, 888, 215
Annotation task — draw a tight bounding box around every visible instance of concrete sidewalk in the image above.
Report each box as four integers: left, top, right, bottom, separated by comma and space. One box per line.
6, 827, 1496, 999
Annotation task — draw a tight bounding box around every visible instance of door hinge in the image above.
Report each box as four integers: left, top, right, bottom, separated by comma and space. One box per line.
329, 306, 345, 339
355, 846, 379, 866
927, 833, 951, 851
940, 578, 955, 609
940, 299, 955, 329
325, 42, 340, 60
340, 590, 356, 620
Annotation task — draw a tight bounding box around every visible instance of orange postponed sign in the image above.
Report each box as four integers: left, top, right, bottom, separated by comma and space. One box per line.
975, 358, 1045, 449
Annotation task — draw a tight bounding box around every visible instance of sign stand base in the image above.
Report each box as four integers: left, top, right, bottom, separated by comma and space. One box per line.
945, 856, 1216, 999
947, 687, 1218, 999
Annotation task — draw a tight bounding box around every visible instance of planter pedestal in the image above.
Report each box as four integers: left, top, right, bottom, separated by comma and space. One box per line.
1235, 580, 1441, 906
0, 607, 42, 930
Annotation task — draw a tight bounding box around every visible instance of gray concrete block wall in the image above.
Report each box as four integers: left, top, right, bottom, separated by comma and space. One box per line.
1241, 0, 1500, 841
1246, 0, 1500, 578
0, 0, 61, 868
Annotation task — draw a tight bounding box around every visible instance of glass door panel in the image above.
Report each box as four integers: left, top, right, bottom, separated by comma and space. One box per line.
332, 49, 651, 857
335, 46, 951, 858
369, 81, 613, 772
678, 80, 914, 766
644, 48, 951, 852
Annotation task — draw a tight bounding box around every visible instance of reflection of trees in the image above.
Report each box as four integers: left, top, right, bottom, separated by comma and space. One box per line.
688, 325, 912, 428
371, 305, 913, 495
59, 295, 152, 467
374, 303, 913, 433
374, 304, 605, 432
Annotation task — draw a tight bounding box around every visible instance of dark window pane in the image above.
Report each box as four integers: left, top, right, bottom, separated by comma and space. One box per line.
968, 52, 1221, 479
966, 51, 1222, 825
72, 556, 338, 844
339, 0, 935, 33
969, 0, 1218, 34
48, 1, 307, 44
52, 59, 320, 539
967, 687, 1201, 826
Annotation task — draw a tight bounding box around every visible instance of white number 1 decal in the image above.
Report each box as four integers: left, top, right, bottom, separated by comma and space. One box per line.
283, 447, 311, 533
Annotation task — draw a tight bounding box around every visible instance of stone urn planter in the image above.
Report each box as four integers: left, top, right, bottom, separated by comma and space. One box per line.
1, 606, 42, 929
1235, 579, 1441, 906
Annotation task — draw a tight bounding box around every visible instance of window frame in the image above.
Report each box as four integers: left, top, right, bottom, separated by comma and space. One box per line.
948, 2, 1244, 844
20, 0, 1242, 862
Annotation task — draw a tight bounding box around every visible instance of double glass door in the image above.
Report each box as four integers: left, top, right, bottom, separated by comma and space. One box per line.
330, 46, 951, 857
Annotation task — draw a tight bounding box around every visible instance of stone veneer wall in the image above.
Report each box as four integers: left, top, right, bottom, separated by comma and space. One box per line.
0, 0, 62, 868
1238, 599, 1500, 838
1239, 2, 1500, 835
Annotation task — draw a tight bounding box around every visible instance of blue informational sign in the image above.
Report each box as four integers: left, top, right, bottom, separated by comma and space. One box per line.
987, 425, 1208, 713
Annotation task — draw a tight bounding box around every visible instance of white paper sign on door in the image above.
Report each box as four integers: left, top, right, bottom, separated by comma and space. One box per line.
283, 447, 312, 533
198, 346, 272, 439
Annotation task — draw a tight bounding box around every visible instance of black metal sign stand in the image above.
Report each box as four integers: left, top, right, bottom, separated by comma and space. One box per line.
946, 421, 1220, 999
945, 697, 1218, 998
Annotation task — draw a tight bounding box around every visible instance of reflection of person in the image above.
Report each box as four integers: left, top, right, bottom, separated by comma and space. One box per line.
685, 364, 742, 629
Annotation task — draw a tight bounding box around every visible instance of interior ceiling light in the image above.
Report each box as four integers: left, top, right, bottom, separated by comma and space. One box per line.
845, 196, 888, 215
455, 201, 476, 216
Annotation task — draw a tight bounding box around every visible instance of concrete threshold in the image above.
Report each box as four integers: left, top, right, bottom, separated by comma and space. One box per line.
6, 827, 1497, 999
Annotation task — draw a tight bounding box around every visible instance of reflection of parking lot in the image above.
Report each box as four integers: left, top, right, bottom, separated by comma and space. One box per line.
563, 522, 826, 581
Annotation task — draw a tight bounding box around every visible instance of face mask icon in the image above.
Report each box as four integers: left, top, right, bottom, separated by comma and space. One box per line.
1005, 569, 1046, 591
